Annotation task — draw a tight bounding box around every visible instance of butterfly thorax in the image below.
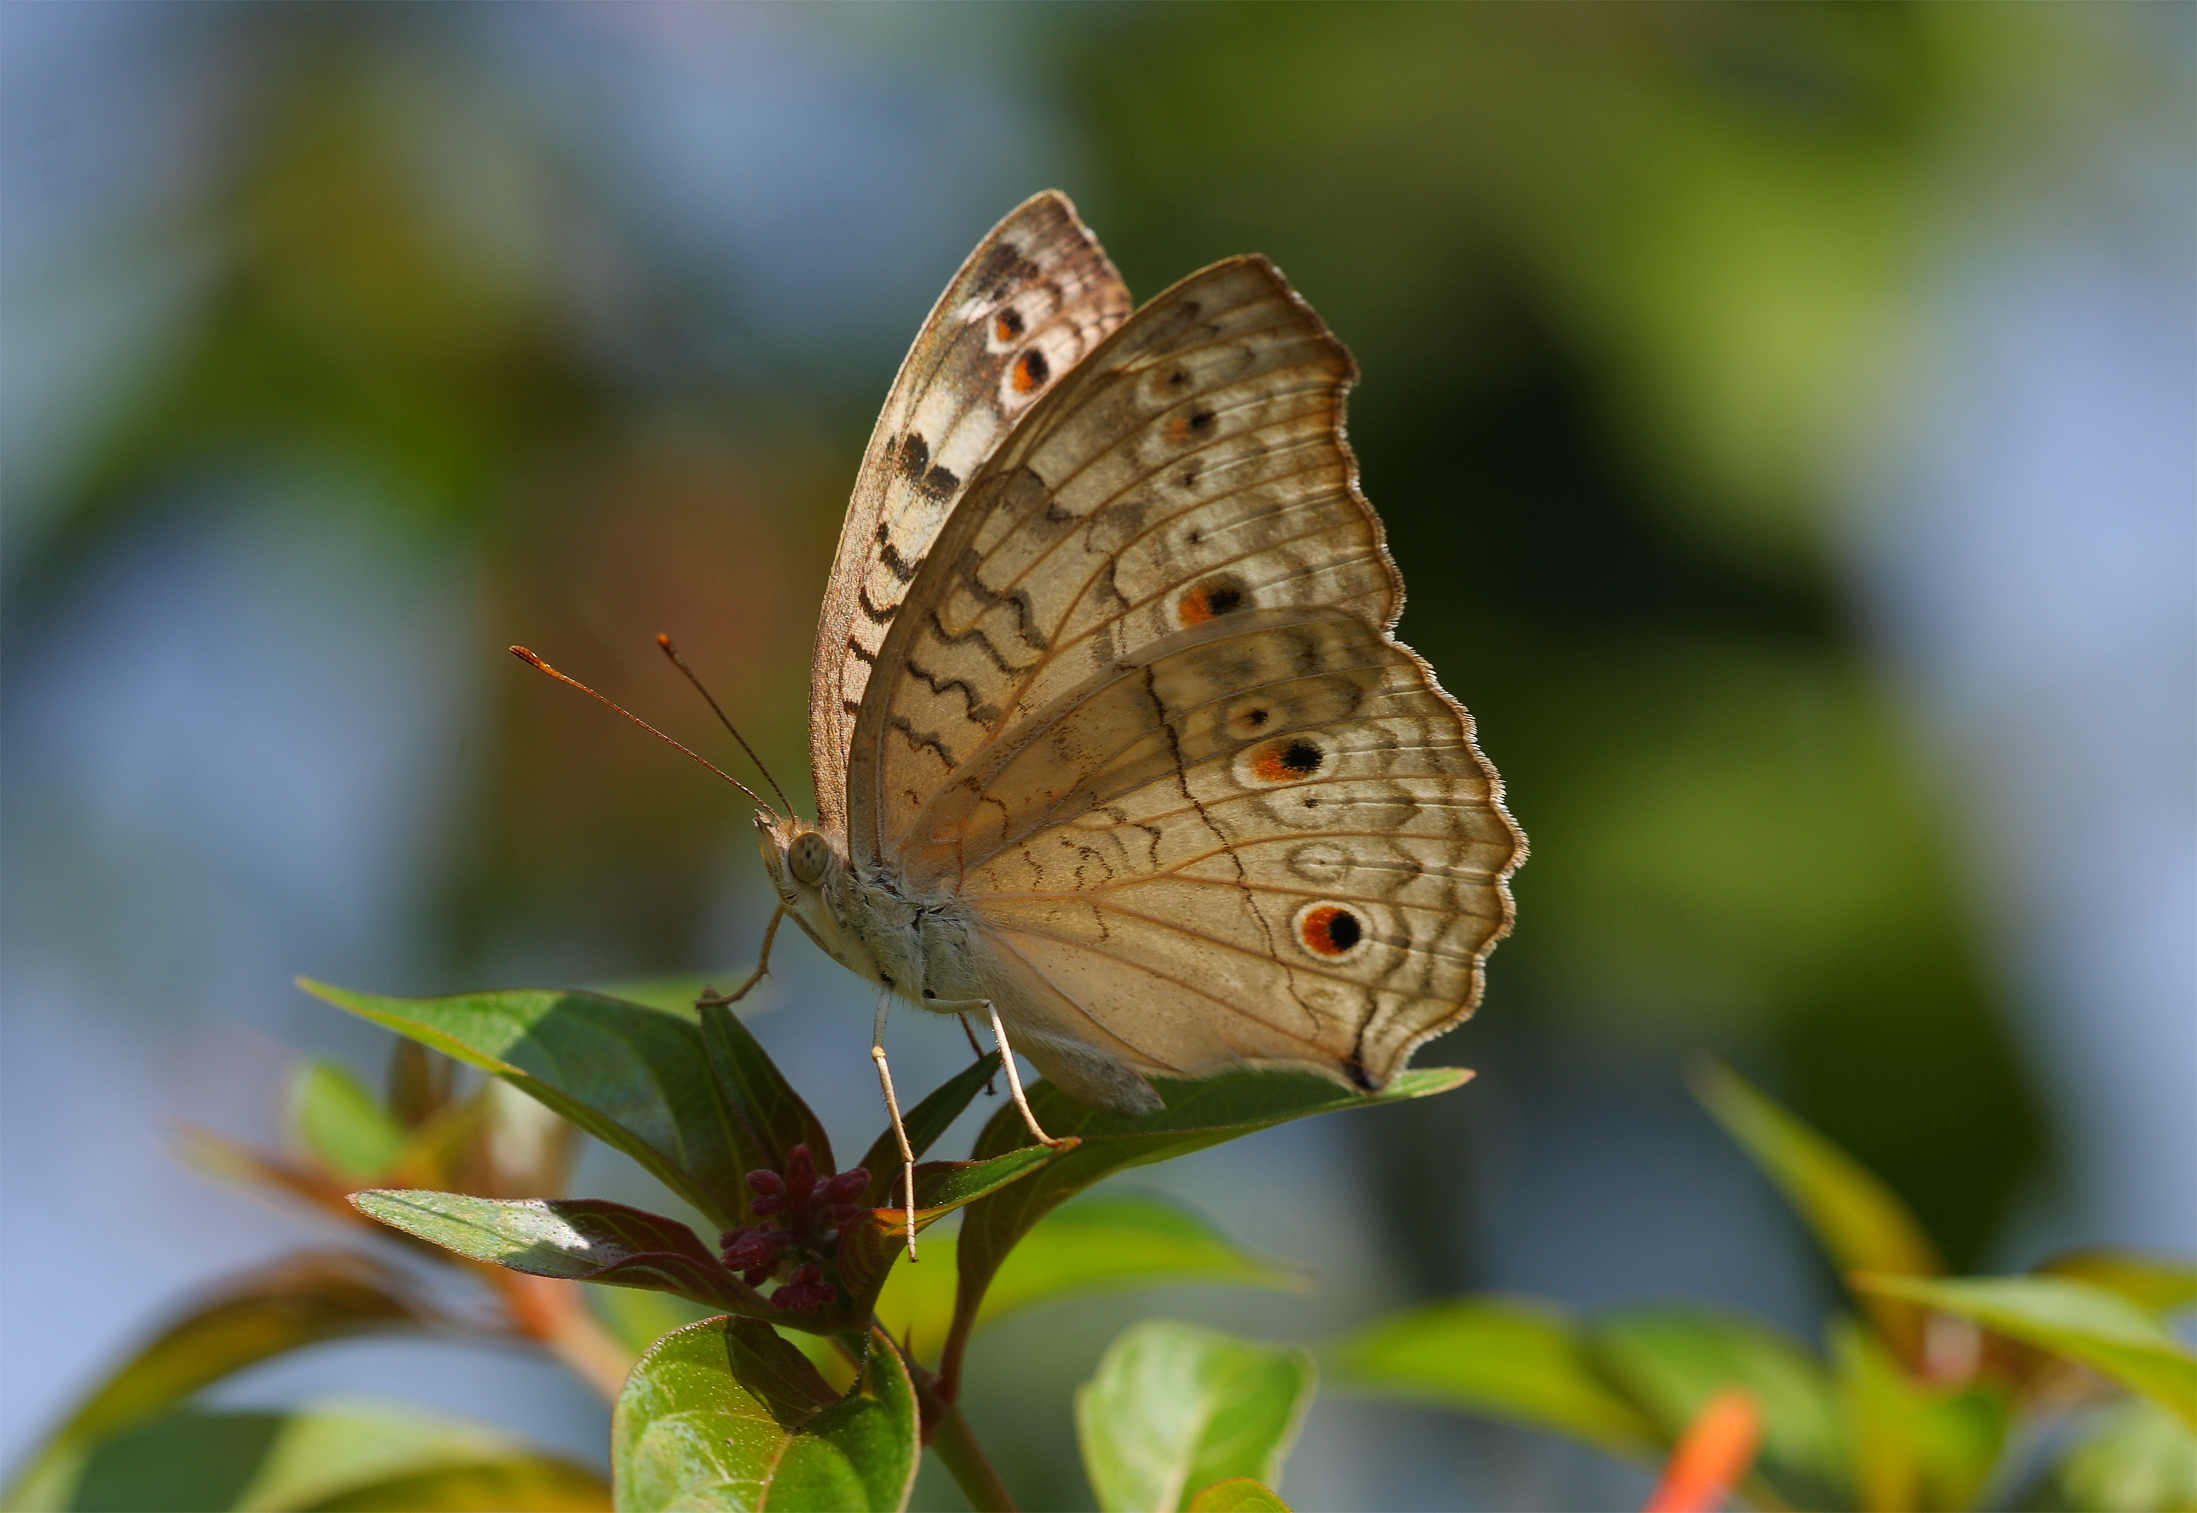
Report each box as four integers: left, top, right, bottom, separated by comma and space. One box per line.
754, 812, 981, 1012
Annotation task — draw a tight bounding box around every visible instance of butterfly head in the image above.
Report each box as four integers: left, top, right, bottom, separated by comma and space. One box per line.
756, 812, 843, 906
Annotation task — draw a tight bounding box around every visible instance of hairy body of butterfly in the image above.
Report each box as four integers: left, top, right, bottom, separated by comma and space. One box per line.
748, 191, 1525, 1135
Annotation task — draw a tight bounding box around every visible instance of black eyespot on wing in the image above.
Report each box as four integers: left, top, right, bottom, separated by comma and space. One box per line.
1246, 707, 1268, 728
1279, 739, 1322, 775
1189, 409, 1216, 432
993, 307, 1025, 339
1011, 348, 1050, 395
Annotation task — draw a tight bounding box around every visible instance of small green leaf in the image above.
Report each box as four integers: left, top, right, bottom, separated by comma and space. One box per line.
1590, 1305, 1852, 1511
1691, 1057, 1942, 1362
2055, 1397, 2197, 1513
351, 1191, 765, 1316
1326, 1296, 1659, 1458
855, 1052, 1004, 1208
0, 1253, 452, 1512
946, 1068, 1467, 1386
876, 1194, 1309, 1365
299, 980, 749, 1229
55, 1399, 607, 1513
1185, 1477, 1293, 1512
1077, 1321, 1314, 1513
292, 1060, 409, 1181
699, 1001, 835, 1196
1852, 1273, 2197, 1431
612, 1320, 918, 1512
2038, 1251, 2197, 1318
1829, 1316, 2007, 1513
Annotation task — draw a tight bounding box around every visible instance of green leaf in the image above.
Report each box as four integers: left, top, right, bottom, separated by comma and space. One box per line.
698, 1001, 835, 1198
1691, 1057, 1942, 1362
854, 1052, 1004, 1208
1590, 1305, 1852, 1511
290, 1060, 409, 1181
1, 1253, 453, 1512
945, 1068, 1468, 1387
1828, 1317, 2006, 1513
351, 1191, 766, 1316
1852, 1273, 2197, 1431
2038, 1251, 2197, 1318
2055, 1397, 2197, 1513
299, 980, 749, 1229
54, 1399, 607, 1512
1326, 1296, 1659, 1458
876, 1193, 1310, 1365
1185, 1478, 1293, 1512
612, 1320, 918, 1513
1076, 1321, 1314, 1513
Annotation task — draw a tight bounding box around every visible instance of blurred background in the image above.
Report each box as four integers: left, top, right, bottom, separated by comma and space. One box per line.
2, 4, 2189, 1508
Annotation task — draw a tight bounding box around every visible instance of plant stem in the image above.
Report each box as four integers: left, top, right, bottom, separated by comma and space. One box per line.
929, 1403, 1018, 1512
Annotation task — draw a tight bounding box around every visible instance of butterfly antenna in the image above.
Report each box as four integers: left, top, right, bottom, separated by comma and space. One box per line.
655, 634, 799, 817
508, 646, 775, 814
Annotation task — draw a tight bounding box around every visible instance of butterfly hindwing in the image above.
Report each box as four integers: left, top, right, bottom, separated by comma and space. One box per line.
809, 191, 1130, 836
846, 256, 1522, 1091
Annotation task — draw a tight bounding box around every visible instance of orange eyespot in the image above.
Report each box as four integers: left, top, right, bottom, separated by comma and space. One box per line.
1249, 738, 1324, 784
1176, 574, 1247, 627
1011, 348, 1049, 394
1298, 904, 1363, 958
993, 307, 1024, 342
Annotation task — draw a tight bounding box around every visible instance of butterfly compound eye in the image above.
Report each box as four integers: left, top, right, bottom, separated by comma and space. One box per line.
788, 832, 830, 886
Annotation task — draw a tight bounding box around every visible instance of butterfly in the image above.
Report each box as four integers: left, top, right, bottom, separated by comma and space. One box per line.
727, 191, 1523, 1226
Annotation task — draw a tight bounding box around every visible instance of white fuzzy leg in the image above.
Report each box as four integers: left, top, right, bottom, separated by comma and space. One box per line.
871, 986, 919, 1258
922, 997, 1068, 1149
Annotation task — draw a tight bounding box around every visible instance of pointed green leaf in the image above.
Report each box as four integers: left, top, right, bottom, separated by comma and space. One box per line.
2055, 1397, 2197, 1513
1326, 1296, 1659, 1458
1828, 1317, 2007, 1513
855, 1052, 1004, 1207
699, 1001, 835, 1197
351, 1191, 767, 1316
2038, 1251, 2197, 1318
946, 1068, 1467, 1384
1590, 1305, 1852, 1511
1852, 1274, 2197, 1430
1692, 1057, 1941, 1363
0, 1257, 457, 1513
1186, 1478, 1293, 1512
612, 1321, 918, 1512
876, 1194, 1310, 1365
299, 979, 749, 1229
1077, 1321, 1313, 1513
291, 1059, 409, 1181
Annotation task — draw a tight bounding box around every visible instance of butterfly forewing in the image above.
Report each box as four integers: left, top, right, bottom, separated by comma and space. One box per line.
809, 191, 1130, 836
846, 254, 1522, 1091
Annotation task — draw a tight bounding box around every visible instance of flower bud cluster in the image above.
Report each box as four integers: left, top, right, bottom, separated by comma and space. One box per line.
716, 1144, 869, 1313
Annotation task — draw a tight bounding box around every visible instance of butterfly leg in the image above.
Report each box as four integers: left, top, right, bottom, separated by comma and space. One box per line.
984, 1001, 1070, 1150
957, 1014, 999, 1095
870, 987, 919, 1259
699, 906, 784, 1006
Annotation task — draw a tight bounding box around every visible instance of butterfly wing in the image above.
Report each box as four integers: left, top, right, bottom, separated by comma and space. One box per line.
808, 192, 1130, 837
848, 256, 1523, 1096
